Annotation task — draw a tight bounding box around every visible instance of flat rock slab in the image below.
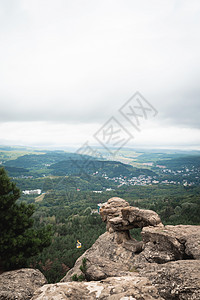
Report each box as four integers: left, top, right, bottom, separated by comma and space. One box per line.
141, 225, 200, 262
0, 268, 47, 300
32, 275, 164, 300
138, 260, 200, 300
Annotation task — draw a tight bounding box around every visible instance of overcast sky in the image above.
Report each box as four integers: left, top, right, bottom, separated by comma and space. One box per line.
0, 0, 200, 151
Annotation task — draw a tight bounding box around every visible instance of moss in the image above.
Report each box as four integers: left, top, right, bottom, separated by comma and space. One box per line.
129, 266, 139, 273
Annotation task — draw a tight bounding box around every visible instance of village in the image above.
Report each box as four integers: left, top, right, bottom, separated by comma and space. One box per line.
101, 164, 200, 187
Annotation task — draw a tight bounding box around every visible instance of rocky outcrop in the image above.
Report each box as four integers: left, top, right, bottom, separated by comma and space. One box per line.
137, 260, 200, 300
60, 197, 200, 299
130, 224, 200, 299
100, 197, 162, 232
139, 224, 200, 263
100, 197, 162, 251
61, 198, 162, 282
61, 232, 135, 282
0, 268, 47, 300
3, 197, 200, 300
32, 274, 164, 299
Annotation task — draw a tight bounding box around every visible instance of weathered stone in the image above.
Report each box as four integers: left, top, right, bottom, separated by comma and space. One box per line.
0, 268, 47, 300
122, 240, 144, 253
100, 197, 163, 233
32, 275, 164, 299
85, 264, 107, 281
185, 234, 200, 259
61, 232, 137, 282
99, 197, 162, 263
61, 198, 200, 299
141, 225, 200, 263
122, 206, 163, 228
100, 197, 129, 231
138, 260, 200, 300
62, 199, 200, 300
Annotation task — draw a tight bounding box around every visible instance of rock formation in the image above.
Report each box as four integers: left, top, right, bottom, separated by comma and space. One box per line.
138, 260, 200, 300
101, 197, 162, 232
0, 268, 47, 300
32, 275, 164, 299
61, 197, 162, 282
2, 197, 200, 299
133, 225, 200, 299
59, 197, 200, 299
139, 224, 200, 263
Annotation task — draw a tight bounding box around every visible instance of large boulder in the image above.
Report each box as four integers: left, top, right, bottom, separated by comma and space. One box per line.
62, 197, 160, 282
121, 206, 163, 228
130, 225, 200, 299
138, 260, 200, 300
61, 197, 200, 300
100, 197, 162, 232
32, 274, 164, 300
99, 197, 162, 250
0, 268, 47, 300
140, 225, 200, 263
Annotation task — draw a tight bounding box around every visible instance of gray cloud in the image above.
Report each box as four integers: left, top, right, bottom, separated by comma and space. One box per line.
0, 0, 200, 147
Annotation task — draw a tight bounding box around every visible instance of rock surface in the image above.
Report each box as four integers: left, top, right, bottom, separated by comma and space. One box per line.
100, 197, 162, 232
61, 197, 200, 300
61, 231, 136, 282
130, 224, 200, 299
0, 268, 47, 300
140, 224, 200, 263
32, 274, 164, 299
138, 260, 200, 300
62, 197, 163, 282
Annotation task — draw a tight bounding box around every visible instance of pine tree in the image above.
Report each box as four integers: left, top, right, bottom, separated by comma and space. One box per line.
0, 167, 52, 271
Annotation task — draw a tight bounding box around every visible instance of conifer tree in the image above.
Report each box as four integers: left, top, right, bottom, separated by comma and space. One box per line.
0, 167, 52, 271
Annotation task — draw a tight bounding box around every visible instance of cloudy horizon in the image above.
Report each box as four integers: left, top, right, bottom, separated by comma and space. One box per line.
0, 0, 200, 151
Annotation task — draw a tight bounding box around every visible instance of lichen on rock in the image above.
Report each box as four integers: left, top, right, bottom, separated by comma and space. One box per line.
0, 268, 47, 300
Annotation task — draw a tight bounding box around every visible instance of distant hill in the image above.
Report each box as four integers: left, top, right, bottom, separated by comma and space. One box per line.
157, 155, 200, 169
3, 151, 155, 179
49, 159, 155, 178
4, 152, 93, 169
3, 166, 29, 176
136, 152, 188, 163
